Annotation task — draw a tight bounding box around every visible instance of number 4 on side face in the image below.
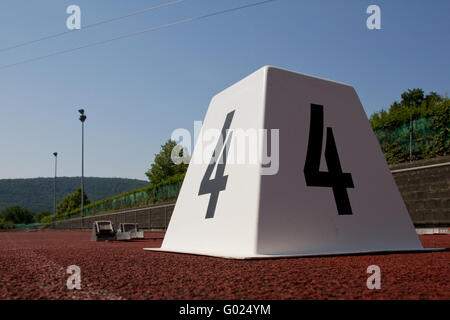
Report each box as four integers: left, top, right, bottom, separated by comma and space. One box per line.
304, 104, 355, 215
199, 105, 353, 219
199, 110, 235, 219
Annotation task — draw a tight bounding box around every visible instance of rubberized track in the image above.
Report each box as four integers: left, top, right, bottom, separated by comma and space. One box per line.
0, 231, 448, 300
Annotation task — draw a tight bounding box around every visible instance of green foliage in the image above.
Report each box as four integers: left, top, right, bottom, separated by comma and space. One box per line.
0, 177, 148, 214
0, 206, 51, 228
0, 206, 34, 224
56, 187, 90, 217
370, 89, 449, 164
370, 89, 446, 130
0, 217, 14, 229
40, 215, 55, 224
145, 140, 188, 187
401, 88, 425, 108
34, 211, 51, 223
424, 105, 450, 157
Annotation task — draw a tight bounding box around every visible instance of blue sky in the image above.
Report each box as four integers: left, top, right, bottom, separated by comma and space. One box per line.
0, 0, 448, 180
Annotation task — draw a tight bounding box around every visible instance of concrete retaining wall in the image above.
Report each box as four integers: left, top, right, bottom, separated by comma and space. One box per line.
390, 155, 450, 227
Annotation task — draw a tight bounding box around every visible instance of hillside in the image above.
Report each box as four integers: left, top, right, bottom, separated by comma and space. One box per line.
0, 177, 148, 213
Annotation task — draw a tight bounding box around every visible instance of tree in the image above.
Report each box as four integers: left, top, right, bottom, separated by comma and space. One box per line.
370, 89, 449, 164
0, 217, 14, 229
401, 88, 424, 107
40, 215, 55, 224
0, 206, 34, 224
34, 211, 51, 223
388, 101, 402, 113
424, 92, 442, 107
56, 187, 90, 216
145, 140, 188, 187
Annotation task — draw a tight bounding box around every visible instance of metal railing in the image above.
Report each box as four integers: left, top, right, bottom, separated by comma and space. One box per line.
390, 161, 450, 174
49, 202, 176, 230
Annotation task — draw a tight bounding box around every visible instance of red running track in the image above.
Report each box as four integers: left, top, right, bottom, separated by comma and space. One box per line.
0, 231, 448, 300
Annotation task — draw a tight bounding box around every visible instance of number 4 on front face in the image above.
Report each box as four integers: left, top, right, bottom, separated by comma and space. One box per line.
304, 104, 355, 215
199, 110, 235, 219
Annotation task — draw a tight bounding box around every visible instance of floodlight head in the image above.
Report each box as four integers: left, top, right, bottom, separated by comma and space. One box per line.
53, 152, 58, 157
78, 109, 85, 115
79, 114, 87, 123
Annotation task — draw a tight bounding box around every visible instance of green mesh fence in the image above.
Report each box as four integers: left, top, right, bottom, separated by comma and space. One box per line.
374, 116, 449, 164
65, 179, 183, 219
375, 118, 430, 152
14, 223, 41, 230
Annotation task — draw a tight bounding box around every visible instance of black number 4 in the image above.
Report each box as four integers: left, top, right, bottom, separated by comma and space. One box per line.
304, 104, 354, 215
199, 110, 235, 219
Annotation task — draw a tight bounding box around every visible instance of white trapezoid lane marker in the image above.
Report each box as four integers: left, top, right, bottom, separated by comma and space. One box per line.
145, 66, 441, 259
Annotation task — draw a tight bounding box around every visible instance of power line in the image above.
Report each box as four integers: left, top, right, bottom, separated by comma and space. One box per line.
0, 0, 277, 71
0, 0, 185, 53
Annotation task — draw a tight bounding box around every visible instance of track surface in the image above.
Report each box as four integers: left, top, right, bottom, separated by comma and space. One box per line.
0, 231, 448, 300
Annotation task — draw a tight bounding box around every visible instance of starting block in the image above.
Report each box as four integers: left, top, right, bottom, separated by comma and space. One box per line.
117, 223, 144, 240
92, 221, 144, 241
92, 221, 116, 242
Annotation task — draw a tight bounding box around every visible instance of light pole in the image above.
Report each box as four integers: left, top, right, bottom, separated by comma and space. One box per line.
78, 109, 87, 228
409, 114, 413, 163
53, 152, 58, 222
